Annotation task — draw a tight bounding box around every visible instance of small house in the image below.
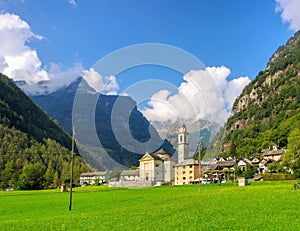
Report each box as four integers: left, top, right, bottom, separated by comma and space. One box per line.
251, 157, 260, 165
79, 171, 109, 185
120, 169, 140, 181
237, 159, 247, 171
262, 146, 285, 162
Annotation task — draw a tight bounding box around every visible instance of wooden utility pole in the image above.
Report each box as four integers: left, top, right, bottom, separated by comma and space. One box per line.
198, 142, 201, 192
233, 156, 236, 187
69, 127, 75, 211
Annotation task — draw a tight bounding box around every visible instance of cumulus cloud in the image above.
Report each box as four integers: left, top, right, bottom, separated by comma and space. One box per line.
0, 12, 118, 95
276, 0, 300, 31
83, 68, 119, 95
141, 66, 250, 127
0, 13, 48, 85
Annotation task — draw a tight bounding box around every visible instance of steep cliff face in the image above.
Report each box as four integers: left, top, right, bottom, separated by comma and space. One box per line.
222, 30, 300, 157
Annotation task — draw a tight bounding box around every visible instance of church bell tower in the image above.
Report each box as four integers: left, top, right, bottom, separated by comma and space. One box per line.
178, 124, 188, 163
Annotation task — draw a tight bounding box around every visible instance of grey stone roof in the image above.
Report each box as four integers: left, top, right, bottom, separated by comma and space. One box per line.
175, 159, 198, 167
121, 170, 140, 176
263, 150, 284, 156
80, 171, 108, 177
216, 160, 235, 167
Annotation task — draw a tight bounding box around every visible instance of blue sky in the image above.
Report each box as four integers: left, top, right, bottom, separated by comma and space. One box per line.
1, 0, 295, 77
0, 0, 299, 126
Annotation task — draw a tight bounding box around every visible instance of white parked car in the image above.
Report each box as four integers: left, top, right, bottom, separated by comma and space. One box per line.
201, 179, 212, 184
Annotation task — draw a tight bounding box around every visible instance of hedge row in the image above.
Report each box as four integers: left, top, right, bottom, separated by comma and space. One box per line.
263, 173, 296, 181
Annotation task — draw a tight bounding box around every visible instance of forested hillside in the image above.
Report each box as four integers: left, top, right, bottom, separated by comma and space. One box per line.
221, 30, 300, 174
0, 74, 90, 190
0, 73, 71, 149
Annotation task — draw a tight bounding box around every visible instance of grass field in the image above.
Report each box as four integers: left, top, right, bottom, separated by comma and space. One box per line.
0, 181, 299, 230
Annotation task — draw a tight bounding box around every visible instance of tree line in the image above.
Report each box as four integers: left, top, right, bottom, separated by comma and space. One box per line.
0, 124, 90, 190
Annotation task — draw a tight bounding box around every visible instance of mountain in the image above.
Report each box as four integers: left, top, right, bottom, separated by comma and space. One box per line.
222, 30, 300, 158
32, 77, 175, 170
152, 120, 221, 159
31, 77, 81, 134
0, 73, 90, 189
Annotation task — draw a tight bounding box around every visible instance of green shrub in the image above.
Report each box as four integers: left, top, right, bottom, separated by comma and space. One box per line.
263, 173, 295, 181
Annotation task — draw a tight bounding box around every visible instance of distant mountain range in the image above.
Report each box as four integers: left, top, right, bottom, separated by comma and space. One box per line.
32, 77, 175, 170
151, 120, 221, 159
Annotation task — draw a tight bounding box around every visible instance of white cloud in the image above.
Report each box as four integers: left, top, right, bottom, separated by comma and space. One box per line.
46, 62, 84, 92
276, 0, 300, 31
0, 12, 119, 95
83, 68, 119, 95
0, 13, 48, 85
141, 66, 250, 127
0, 13, 84, 94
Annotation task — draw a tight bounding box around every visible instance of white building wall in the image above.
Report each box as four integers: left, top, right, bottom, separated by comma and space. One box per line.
164, 160, 177, 182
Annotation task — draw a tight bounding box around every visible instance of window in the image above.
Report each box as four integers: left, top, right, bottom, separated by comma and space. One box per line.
189, 171, 192, 174
183, 166, 186, 169
156, 164, 159, 167
183, 177, 186, 180
189, 176, 192, 180
190, 165, 192, 168
183, 171, 186, 174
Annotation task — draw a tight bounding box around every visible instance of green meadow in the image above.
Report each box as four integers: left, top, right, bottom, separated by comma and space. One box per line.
0, 181, 299, 230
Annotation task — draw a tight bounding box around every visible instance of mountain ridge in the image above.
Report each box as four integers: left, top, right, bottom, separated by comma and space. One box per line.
222, 30, 300, 158
32, 77, 175, 169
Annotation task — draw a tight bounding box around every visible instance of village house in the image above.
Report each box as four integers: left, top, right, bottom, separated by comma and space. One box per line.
262, 145, 285, 162
120, 169, 140, 181
175, 159, 199, 185
215, 160, 235, 171
80, 171, 109, 185
251, 157, 260, 165
237, 159, 247, 171
201, 159, 218, 172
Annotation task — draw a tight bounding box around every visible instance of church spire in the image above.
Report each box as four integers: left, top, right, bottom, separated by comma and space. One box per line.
178, 124, 188, 163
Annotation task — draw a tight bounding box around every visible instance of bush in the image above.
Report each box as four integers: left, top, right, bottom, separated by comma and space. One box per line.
263, 173, 296, 181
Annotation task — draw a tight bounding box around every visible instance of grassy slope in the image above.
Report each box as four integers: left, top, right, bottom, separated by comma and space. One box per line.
0, 182, 299, 230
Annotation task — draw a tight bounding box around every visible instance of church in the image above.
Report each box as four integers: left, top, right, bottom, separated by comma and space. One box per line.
111, 125, 199, 187
139, 148, 177, 186
138, 124, 199, 186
